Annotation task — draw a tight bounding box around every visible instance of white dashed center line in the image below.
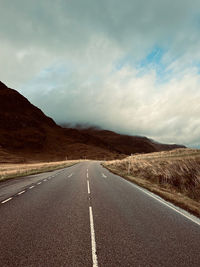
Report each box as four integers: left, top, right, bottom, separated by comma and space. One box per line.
18, 190, 25, 195
87, 180, 91, 194
68, 173, 73, 178
37, 182, 41, 185
102, 173, 107, 178
43, 179, 47, 182
1, 197, 12, 204
89, 206, 98, 267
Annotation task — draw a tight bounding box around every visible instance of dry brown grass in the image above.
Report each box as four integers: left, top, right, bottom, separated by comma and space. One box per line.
0, 160, 81, 181
104, 148, 200, 217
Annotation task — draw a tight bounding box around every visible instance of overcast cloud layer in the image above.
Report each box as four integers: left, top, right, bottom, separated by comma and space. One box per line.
1, 0, 200, 147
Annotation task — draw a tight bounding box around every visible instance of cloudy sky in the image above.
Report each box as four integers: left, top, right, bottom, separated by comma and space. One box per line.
1, 0, 200, 147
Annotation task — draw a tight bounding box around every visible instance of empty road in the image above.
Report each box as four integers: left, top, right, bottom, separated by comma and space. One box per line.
0, 161, 200, 266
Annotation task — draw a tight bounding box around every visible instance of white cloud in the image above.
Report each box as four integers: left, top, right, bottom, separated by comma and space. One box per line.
20, 63, 200, 147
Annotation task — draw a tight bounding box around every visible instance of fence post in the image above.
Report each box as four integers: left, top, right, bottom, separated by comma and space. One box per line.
127, 156, 131, 175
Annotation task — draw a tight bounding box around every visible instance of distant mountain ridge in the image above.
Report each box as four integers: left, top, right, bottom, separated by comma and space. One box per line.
0, 81, 185, 162
63, 127, 185, 155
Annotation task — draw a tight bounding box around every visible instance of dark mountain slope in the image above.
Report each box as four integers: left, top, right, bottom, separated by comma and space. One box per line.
71, 128, 185, 155
0, 81, 185, 162
0, 81, 57, 150
0, 81, 120, 161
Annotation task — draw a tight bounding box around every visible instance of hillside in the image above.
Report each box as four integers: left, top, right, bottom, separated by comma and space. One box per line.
0, 81, 120, 162
74, 127, 184, 155
0, 81, 185, 162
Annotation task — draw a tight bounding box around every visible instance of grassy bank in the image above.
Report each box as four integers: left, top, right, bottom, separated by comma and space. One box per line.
103, 148, 200, 218
0, 160, 81, 182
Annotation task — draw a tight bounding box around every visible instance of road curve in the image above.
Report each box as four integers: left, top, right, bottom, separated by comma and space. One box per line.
0, 161, 199, 266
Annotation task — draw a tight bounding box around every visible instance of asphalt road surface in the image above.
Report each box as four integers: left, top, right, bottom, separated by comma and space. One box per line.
0, 161, 200, 267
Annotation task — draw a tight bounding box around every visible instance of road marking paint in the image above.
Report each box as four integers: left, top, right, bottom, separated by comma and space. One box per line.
102, 173, 107, 178
89, 206, 98, 267
87, 180, 91, 194
37, 182, 41, 185
129, 181, 200, 226
43, 179, 47, 182
29, 186, 35, 189
87, 172, 89, 179
18, 190, 25, 195
68, 173, 73, 178
1, 197, 12, 204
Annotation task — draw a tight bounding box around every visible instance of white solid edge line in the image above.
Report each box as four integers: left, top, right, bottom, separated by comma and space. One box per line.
18, 190, 25, 195
87, 172, 89, 179
1, 197, 12, 204
89, 206, 98, 267
129, 181, 200, 227
87, 180, 91, 194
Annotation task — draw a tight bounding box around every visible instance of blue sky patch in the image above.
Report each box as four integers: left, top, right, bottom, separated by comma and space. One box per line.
115, 45, 172, 83
139, 46, 164, 67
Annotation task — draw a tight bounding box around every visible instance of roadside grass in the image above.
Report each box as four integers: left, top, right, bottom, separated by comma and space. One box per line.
103, 148, 200, 218
0, 160, 82, 182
